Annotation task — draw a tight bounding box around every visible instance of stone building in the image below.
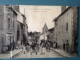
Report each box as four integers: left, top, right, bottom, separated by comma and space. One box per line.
53, 6, 78, 53
0, 5, 28, 52
48, 28, 54, 42
39, 23, 48, 44
0, 5, 18, 52
42, 23, 48, 41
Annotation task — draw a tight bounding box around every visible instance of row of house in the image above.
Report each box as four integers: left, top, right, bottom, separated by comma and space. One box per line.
40, 6, 78, 54
0, 5, 28, 53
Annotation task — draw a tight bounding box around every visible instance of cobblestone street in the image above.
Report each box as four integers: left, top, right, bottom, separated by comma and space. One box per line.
14, 49, 64, 58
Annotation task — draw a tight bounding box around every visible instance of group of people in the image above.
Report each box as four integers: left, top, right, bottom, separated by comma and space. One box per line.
22, 42, 39, 55
40, 40, 58, 54
22, 39, 55, 55
63, 40, 69, 52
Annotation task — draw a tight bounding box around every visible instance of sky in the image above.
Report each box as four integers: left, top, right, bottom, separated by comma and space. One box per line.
19, 5, 61, 32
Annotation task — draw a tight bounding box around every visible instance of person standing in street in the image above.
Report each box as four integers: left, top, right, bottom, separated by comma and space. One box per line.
41, 45, 45, 55
63, 43, 65, 51
30, 42, 35, 55
55, 42, 57, 48
65, 40, 69, 52
23, 45, 26, 54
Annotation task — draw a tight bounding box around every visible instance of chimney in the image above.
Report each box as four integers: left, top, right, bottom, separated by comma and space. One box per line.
61, 6, 66, 13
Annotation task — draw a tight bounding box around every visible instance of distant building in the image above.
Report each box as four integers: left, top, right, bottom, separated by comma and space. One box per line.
42, 23, 48, 41
48, 28, 54, 42
39, 33, 44, 43
43, 23, 48, 34
34, 32, 40, 44
53, 6, 78, 53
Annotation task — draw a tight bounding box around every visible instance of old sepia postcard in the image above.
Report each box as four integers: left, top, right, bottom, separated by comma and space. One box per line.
0, 5, 78, 58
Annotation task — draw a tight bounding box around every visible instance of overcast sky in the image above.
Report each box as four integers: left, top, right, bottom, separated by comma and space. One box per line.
19, 5, 61, 32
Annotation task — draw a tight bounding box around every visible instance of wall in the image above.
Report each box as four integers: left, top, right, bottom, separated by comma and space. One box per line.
54, 7, 77, 50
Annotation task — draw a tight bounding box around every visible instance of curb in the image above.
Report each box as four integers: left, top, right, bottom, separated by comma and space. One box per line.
10, 50, 22, 58
52, 49, 69, 58
52, 49, 77, 57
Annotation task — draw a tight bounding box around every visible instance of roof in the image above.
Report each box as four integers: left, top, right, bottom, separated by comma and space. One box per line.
12, 8, 26, 19
53, 7, 74, 22
9, 7, 17, 15
17, 21, 24, 25
17, 21, 28, 28
48, 28, 54, 31
43, 23, 48, 29
9, 6, 26, 18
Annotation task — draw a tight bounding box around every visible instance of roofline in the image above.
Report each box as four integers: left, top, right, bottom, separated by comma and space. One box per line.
9, 7, 17, 15
17, 21, 28, 28
9, 6, 26, 17
53, 6, 77, 22
48, 28, 54, 30
17, 21, 23, 24
54, 7, 71, 22
12, 8, 26, 19
48, 28, 54, 31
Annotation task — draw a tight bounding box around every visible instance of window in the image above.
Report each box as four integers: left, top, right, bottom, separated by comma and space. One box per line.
13, 20, 14, 29
10, 36, 11, 43
8, 17, 11, 29
0, 16, 3, 30
11, 18, 14, 30
8, 17, 13, 31
66, 23, 68, 31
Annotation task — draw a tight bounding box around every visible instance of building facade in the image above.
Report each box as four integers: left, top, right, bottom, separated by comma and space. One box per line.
17, 21, 24, 48
0, 5, 28, 52
53, 6, 78, 53
0, 5, 18, 52
15, 8, 28, 46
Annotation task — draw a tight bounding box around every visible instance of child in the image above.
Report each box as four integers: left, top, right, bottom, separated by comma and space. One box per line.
41, 45, 45, 55
23, 46, 26, 54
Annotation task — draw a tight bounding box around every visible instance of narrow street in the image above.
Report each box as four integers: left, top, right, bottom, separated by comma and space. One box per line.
0, 5, 78, 58
14, 49, 64, 58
